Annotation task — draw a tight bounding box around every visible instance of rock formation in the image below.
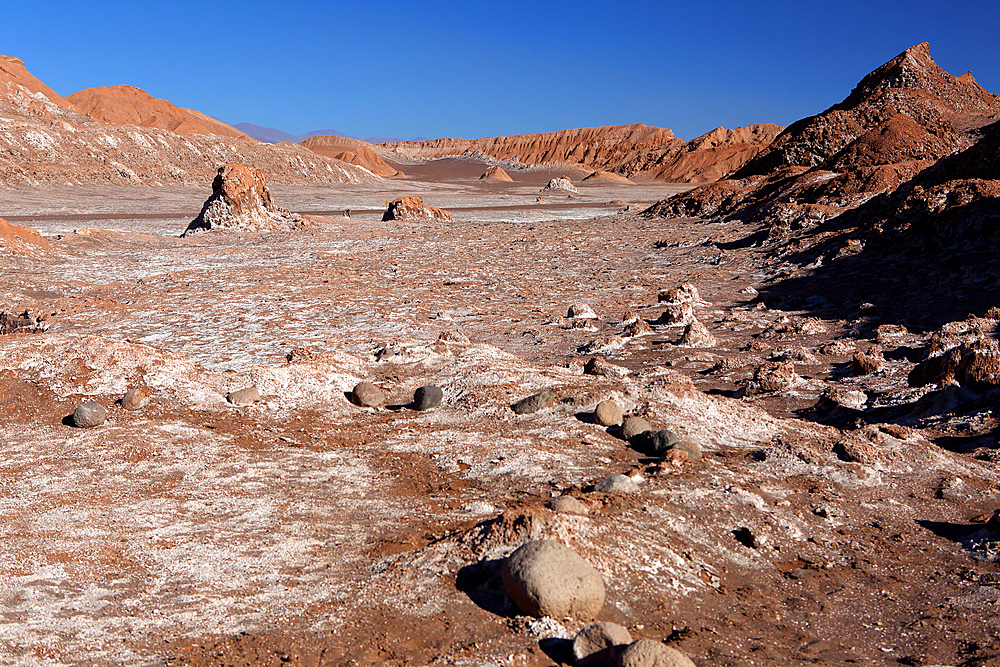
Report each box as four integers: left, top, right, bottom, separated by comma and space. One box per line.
479, 166, 513, 181
300, 135, 404, 177
184, 164, 303, 235
582, 170, 634, 184
67, 85, 248, 138
542, 177, 579, 193
382, 196, 453, 222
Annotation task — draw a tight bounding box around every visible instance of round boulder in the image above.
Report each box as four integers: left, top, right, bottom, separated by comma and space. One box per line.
545, 496, 589, 515
413, 384, 443, 411
594, 399, 623, 426
121, 386, 153, 411
351, 381, 385, 407
594, 474, 639, 493
574, 622, 633, 666
72, 401, 106, 428
618, 639, 695, 667
511, 389, 556, 415
501, 540, 605, 619
621, 416, 651, 440
227, 387, 261, 405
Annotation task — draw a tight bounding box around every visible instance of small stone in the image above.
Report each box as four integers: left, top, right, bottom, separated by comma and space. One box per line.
545, 496, 589, 515
72, 401, 106, 428
621, 416, 652, 440
511, 389, 556, 415
227, 387, 261, 405
121, 386, 152, 411
568, 303, 598, 319
594, 400, 623, 426
351, 381, 385, 407
593, 474, 639, 493
618, 639, 696, 667
413, 384, 443, 411
584, 357, 630, 378
501, 540, 605, 619
573, 622, 633, 667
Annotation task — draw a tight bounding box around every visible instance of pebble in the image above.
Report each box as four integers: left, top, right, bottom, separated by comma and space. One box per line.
413, 384, 443, 410
573, 622, 633, 666
594, 399, 623, 426
568, 303, 598, 319
351, 381, 385, 407
621, 416, 652, 440
227, 387, 261, 405
501, 540, 605, 619
618, 639, 696, 667
594, 474, 639, 493
545, 496, 589, 515
511, 389, 556, 415
72, 401, 106, 428
121, 386, 152, 411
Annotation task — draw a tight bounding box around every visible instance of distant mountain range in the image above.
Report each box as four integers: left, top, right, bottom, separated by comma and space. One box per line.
232, 123, 418, 145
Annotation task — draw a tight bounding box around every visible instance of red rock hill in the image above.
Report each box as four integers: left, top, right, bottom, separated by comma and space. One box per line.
300, 135, 403, 177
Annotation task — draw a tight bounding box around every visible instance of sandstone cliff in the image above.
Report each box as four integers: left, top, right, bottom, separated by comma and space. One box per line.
67, 85, 248, 138
382, 123, 781, 183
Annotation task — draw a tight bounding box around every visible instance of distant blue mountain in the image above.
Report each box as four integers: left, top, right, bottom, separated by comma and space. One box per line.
233, 122, 404, 145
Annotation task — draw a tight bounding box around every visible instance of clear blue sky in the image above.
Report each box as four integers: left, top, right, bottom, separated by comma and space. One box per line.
3, 0, 997, 141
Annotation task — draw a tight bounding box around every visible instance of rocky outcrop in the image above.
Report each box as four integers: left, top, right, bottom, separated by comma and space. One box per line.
581, 170, 634, 184
382, 123, 782, 183
0, 55, 380, 187
300, 135, 404, 177
542, 177, 578, 193
645, 43, 1000, 228
184, 164, 303, 235
67, 85, 248, 138
480, 166, 513, 181
382, 196, 453, 222
0, 217, 52, 257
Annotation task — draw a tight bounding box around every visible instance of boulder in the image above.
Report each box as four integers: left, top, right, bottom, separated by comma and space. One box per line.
184, 163, 303, 235
745, 361, 800, 395
594, 399, 623, 426
593, 474, 639, 493
657, 303, 694, 325
573, 622, 633, 666
413, 384, 444, 411
72, 401, 106, 428
568, 303, 598, 319
351, 381, 386, 407
584, 357, 630, 378
545, 496, 589, 515
501, 540, 605, 619
618, 639, 695, 667
227, 387, 261, 405
511, 390, 556, 415
658, 284, 701, 304
382, 196, 453, 222
678, 318, 717, 347
121, 386, 153, 411
621, 416, 652, 440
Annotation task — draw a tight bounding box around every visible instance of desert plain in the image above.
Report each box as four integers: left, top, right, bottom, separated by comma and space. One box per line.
2, 42, 1000, 667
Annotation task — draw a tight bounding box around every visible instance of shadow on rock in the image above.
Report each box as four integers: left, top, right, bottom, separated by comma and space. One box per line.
455, 558, 518, 618
538, 637, 575, 665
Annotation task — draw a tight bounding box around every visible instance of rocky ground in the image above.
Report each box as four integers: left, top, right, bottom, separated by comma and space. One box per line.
2, 170, 1000, 667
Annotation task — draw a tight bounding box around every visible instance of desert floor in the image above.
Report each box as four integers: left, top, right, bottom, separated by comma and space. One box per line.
1, 163, 999, 667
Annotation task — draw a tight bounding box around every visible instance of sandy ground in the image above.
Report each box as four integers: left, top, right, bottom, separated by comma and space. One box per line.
1, 163, 999, 667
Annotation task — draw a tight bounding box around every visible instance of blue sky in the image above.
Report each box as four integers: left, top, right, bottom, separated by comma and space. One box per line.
3, 1, 998, 141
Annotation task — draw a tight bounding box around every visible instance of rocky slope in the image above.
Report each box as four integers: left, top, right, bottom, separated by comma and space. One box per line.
0, 55, 379, 187
67, 84, 249, 138
646, 43, 1000, 228
382, 123, 782, 183
300, 135, 404, 177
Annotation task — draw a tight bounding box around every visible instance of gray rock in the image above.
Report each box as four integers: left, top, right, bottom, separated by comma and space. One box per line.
593, 474, 639, 493
413, 384, 443, 411
545, 496, 589, 515
618, 639, 695, 667
121, 386, 152, 411
621, 416, 652, 440
351, 381, 385, 407
594, 399, 623, 426
635, 429, 680, 456
501, 540, 605, 619
72, 401, 106, 428
227, 387, 261, 406
512, 389, 556, 415
574, 622, 633, 666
